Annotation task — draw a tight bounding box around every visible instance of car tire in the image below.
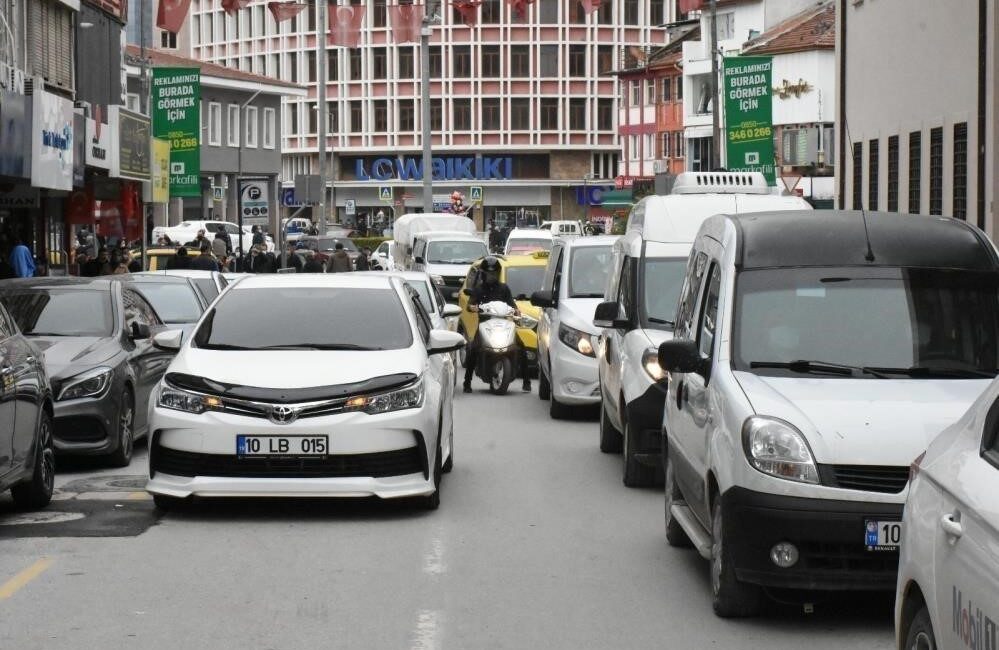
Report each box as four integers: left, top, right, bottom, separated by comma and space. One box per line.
904, 605, 936, 650
488, 358, 513, 395
442, 417, 454, 474
107, 388, 135, 468
623, 421, 659, 487
457, 324, 468, 369
549, 395, 571, 420
152, 494, 188, 511
422, 438, 443, 510
538, 367, 551, 401
710, 500, 764, 618
10, 410, 55, 510
664, 454, 692, 548
599, 400, 623, 453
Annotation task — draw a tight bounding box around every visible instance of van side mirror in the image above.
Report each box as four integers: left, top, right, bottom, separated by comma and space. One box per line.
593, 301, 629, 329
414, 256, 425, 264
658, 340, 708, 378
531, 290, 555, 308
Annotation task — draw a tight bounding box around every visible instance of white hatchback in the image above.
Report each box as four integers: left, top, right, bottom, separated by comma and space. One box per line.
895, 381, 999, 650
145, 274, 465, 509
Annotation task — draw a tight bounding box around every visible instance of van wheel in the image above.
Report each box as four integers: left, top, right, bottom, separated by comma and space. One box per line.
664, 455, 692, 547
538, 368, 551, 401
904, 605, 936, 650
710, 500, 764, 617
623, 421, 658, 487
10, 411, 55, 510
599, 401, 623, 453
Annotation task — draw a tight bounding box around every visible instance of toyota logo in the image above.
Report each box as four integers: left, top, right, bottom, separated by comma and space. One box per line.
268, 405, 298, 425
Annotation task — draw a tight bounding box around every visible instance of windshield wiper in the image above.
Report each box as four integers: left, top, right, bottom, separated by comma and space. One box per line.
750, 360, 889, 378
864, 365, 998, 379
648, 317, 675, 327
256, 343, 383, 351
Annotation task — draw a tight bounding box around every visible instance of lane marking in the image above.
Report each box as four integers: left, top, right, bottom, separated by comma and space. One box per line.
0, 558, 53, 600
422, 536, 446, 576
127, 492, 151, 500
410, 609, 441, 650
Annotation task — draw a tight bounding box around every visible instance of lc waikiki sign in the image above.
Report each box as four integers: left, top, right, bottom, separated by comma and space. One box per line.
152, 67, 201, 197
356, 156, 513, 181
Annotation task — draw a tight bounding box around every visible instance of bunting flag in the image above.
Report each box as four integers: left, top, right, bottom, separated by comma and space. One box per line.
389, 4, 424, 44
221, 0, 252, 14
156, 0, 193, 34
328, 4, 367, 48
677, 0, 704, 12
507, 0, 535, 19
579, 0, 600, 15
452, 0, 482, 28
268, 1, 309, 22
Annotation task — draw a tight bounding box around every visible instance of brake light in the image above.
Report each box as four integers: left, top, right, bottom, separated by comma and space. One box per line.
909, 451, 927, 483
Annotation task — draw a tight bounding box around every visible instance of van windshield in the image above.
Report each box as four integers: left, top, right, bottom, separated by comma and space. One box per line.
568, 245, 613, 297
427, 241, 487, 264
734, 267, 999, 378
642, 258, 687, 330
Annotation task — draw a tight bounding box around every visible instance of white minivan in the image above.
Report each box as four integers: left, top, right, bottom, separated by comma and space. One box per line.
594, 172, 810, 487
657, 209, 999, 617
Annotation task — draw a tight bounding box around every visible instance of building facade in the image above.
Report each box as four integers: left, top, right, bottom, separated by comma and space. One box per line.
183, 0, 672, 228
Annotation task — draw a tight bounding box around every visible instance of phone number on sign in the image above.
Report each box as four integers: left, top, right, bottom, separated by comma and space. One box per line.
729, 127, 773, 142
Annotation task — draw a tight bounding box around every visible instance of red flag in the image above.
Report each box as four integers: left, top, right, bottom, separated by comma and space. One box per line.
506, 0, 535, 18
678, 0, 704, 13
579, 0, 600, 15
221, 0, 251, 14
452, 0, 482, 27
389, 4, 424, 44
328, 4, 367, 48
156, 0, 192, 34
268, 1, 308, 22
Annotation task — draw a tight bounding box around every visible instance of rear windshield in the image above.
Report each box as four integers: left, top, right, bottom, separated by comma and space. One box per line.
507, 239, 553, 255
505, 266, 546, 300
194, 287, 413, 351
2, 289, 114, 337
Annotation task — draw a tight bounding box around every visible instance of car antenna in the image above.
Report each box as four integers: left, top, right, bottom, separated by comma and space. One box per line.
843, 116, 876, 262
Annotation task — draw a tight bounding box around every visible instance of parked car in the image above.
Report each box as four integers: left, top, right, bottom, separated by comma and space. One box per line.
145, 274, 465, 510
0, 278, 177, 466
895, 379, 999, 650
370, 240, 397, 270
294, 235, 360, 271
539, 220, 584, 238
152, 220, 273, 254
135, 270, 229, 304
0, 299, 55, 510
503, 229, 554, 256
532, 236, 618, 418
122, 275, 209, 336
656, 210, 999, 617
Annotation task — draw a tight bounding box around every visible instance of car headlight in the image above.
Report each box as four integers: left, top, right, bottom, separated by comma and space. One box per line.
431, 275, 445, 285
343, 377, 425, 415
517, 314, 539, 330
158, 385, 223, 415
558, 323, 595, 357
642, 348, 666, 381
742, 416, 819, 484
58, 367, 114, 401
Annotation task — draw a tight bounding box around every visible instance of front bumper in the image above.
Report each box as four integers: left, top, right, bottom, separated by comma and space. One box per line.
52, 390, 125, 456
626, 384, 667, 465
550, 342, 600, 404
722, 486, 902, 591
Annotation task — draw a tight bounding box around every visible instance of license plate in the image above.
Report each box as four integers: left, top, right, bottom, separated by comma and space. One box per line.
236, 435, 328, 457
865, 519, 902, 551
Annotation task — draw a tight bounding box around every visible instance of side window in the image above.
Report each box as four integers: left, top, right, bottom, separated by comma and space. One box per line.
411, 296, 432, 342
432, 284, 446, 313
226, 224, 241, 235
414, 240, 425, 258
617, 256, 635, 320
542, 245, 562, 294
0, 305, 14, 340
551, 248, 564, 297
697, 264, 721, 358
675, 252, 709, 340
376, 242, 389, 256
123, 290, 161, 328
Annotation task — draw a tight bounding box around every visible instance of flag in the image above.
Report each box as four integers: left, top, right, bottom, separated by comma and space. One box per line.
452, 0, 482, 27
389, 4, 424, 44
506, 0, 535, 19
328, 4, 367, 48
268, 1, 308, 22
156, 0, 193, 34
579, 0, 600, 15
678, 0, 704, 13
221, 0, 251, 14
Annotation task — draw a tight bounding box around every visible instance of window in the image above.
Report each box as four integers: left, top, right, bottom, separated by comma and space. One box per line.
510, 45, 530, 77
698, 265, 721, 358
373, 100, 388, 132
126, 93, 140, 112
245, 106, 258, 148
715, 12, 735, 40
481, 98, 500, 130
288, 51, 298, 82
288, 104, 298, 134
208, 102, 222, 146
372, 47, 387, 79
674, 252, 708, 339
677, 78, 684, 101
307, 51, 316, 82
410, 295, 431, 343
399, 99, 415, 131
28, 0, 73, 89
568, 0, 586, 23
398, 48, 414, 78
454, 98, 472, 130
617, 257, 636, 321
510, 98, 530, 130
263, 108, 276, 149
852, 142, 862, 210
569, 45, 586, 77
624, 0, 639, 24
597, 45, 613, 76
453, 45, 472, 78
350, 49, 362, 79
649, 0, 665, 25
909, 131, 922, 214
689, 137, 711, 171
661, 132, 671, 158
327, 50, 339, 81
597, 98, 613, 130
675, 132, 685, 158
430, 98, 443, 130
887, 135, 899, 212
373, 0, 387, 27
540, 97, 558, 130
953, 123, 968, 220
227, 105, 240, 146
630, 81, 640, 106
645, 133, 654, 158
645, 79, 655, 106
481, 45, 501, 77
540, 45, 558, 76
429, 46, 442, 78
350, 101, 363, 133
539, 0, 558, 23
661, 77, 671, 102
598, 0, 613, 23
482, 0, 501, 23
930, 126, 943, 215
160, 31, 178, 49
569, 98, 586, 130
868, 138, 879, 210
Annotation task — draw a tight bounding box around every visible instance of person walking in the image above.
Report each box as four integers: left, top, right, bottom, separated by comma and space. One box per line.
251, 225, 265, 248
329, 242, 353, 273
212, 227, 229, 258
355, 247, 370, 271
9, 237, 35, 278
190, 242, 220, 271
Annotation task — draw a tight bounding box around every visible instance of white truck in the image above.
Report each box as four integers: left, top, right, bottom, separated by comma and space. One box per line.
393, 214, 489, 302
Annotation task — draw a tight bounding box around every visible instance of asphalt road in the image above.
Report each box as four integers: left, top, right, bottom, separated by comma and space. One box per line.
0, 382, 894, 649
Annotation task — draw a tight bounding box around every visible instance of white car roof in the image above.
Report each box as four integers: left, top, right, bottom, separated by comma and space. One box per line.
232, 274, 396, 291
379, 270, 434, 283
507, 229, 552, 239
135, 270, 219, 279
558, 235, 619, 249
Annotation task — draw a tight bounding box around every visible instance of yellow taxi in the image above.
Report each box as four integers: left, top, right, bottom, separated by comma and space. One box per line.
145, 247, 205, 271
458, 251, 549, 371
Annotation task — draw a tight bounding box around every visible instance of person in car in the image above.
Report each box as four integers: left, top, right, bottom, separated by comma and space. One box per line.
463, 256, 529, 394
329, 242, 353, 273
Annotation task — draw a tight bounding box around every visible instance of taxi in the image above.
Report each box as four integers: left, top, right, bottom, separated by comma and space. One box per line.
145, 247, 205, 271
457, 252, 547, 373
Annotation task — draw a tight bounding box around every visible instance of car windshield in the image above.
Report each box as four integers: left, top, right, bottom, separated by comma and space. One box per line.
2, 289, 114, 337
427, 241, 487, 264
568, 245, 613, 297
505, 266, 546, 300
643, 258, 688, 329
405, 280, 435, 314
194, 287, 413, 351
507, 239, 552, 255
734, 267, 999, 378
132, 283, 204, 324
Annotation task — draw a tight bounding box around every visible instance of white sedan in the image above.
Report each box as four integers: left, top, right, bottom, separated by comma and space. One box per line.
145, 274, 465, 509
895, 380, 999, 650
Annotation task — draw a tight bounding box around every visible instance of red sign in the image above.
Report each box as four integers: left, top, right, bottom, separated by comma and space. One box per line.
614, 176, 636, 190
678, 0, 704, 13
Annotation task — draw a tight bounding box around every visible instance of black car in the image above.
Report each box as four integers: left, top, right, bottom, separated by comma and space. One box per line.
0, 300, 55, 509
0, 278, 176, 467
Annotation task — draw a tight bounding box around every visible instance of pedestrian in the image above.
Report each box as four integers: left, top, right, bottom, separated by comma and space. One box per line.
167, 246, 193, 270
190, 241, 220, 271
82, 247, 113, 276
212, 226, 229, 258
247, 245, 271, 273
111, 252, 131, 274
283, 242, 304, 273
251, 225, 265, 248
186, 228, 208, 248
9, 237, 35, 278
355, 247, 370, 271
329, 242, 353, 272
303, 249, 324, 273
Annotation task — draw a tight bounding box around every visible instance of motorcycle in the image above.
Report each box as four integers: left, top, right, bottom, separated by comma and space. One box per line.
471, 301, 531, 395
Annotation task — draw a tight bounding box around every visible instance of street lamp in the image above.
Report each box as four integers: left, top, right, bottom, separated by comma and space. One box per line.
420, 2, 440, 215
236, 90, 263, 258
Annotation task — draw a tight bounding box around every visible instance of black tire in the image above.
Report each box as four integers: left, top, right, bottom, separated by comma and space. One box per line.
488, 358, 513, 395
538, 366, 551, 401
710, 500, 764, 617
10, 410, 55, 510
623, 421, 659, 487
422, 438, 443, 510
664, 454, 692, 547
903, 605, 936, 650
152, 494, 187, 511
599, 400, 623, 453
107, 388, 135, 468
550, 395, 571, 419
442, 421, 454, 474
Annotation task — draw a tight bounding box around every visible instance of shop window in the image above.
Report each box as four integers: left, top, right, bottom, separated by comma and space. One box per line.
953, 123, 968, 220
887, 135, 899, 212
908, 131, 921, 213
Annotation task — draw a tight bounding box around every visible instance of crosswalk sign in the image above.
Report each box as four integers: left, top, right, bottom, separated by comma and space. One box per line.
469, 186, 483, 203
379, 186, 392, 202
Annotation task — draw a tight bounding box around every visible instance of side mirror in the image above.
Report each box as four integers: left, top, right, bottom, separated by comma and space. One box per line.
130, 322, 151, 340
658, 340, 706, 376
414, 256, 425, 264
427, 329, 466, 355
442, 304, 461, 318
593, 301, 630, 329
530, 290, 554, 308
152, 329, 184, 351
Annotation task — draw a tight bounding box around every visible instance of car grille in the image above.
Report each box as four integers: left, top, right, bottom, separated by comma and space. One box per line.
152, 445, 424, 479
819, 464, 910, 494
54, 416, 107, 443
798, 541, 900, 573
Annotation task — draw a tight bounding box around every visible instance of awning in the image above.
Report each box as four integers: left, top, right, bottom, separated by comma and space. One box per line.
600, 190, 634, 207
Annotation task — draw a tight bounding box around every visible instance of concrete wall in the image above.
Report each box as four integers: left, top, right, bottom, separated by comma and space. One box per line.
199, 87, 283, 176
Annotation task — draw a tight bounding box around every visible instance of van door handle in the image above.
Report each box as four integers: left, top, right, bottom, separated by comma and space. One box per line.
941, 513, 963, 539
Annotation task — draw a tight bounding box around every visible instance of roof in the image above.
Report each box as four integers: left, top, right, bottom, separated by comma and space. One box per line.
729, 211, 998, 270
501, 252, 551, 267
560, 235, 620, 249
231, 274, 397, 291
125, 45, 306, 96
742, 1, 835, 56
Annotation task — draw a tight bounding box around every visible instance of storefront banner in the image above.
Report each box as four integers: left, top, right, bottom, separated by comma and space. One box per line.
239, 178, 270, 226
723, 56, 776, 185
151, 138, 171, 204
0, 186, 39, 209
110, 106, 151, 182
151, 67, 200, 197
0, 90, 30, 179
31, 88, 75, 191
85, 109, 113, 170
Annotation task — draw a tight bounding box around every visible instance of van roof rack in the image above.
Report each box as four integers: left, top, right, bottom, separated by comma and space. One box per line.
671, 171, 770, 195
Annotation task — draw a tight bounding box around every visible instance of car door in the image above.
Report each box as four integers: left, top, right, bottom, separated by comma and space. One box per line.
121, 288, 171, 435
411, 293, 453, 459
0, 312, 17, 478
7, 306, 45, 472
537, 244, 564, 379
601, 254, 637, 430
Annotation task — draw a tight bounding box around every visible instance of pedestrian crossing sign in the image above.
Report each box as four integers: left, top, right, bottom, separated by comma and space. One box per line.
379, 186, 392, 202
470, 186, 483, 203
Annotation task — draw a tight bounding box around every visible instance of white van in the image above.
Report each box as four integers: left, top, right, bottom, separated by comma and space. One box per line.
393, 214, 489, 300
594, 172, 810, 487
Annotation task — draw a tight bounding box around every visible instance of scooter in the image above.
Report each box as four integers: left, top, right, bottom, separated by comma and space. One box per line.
472, 301, 526, 395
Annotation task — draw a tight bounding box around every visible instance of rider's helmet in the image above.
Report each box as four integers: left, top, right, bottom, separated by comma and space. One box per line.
480, 256, 501, 284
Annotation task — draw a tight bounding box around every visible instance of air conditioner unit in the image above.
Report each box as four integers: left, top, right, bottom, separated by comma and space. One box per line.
671, 171, 770, 195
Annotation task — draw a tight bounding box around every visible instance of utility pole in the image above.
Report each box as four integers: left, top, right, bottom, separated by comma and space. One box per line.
420, 2, 438, 215
317, 0, 329, 226
709, 0, 721, 170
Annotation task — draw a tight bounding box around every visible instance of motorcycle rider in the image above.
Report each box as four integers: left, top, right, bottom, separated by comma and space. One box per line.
463, 256, 531, 394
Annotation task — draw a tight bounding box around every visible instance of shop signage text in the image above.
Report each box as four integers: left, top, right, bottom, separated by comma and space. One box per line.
356, 156, 513, 181
724, 56, 776, 185
111, 106, 151, 181
152, 67, 201, 198
32, 89, 75, 191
